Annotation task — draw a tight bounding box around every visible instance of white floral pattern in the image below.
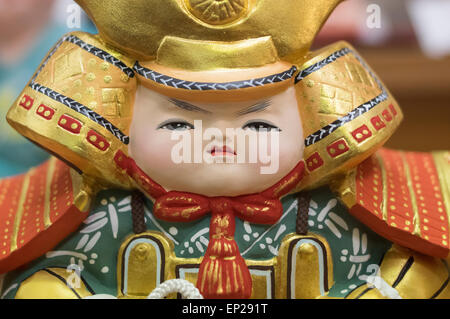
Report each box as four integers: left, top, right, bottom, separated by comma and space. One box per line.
180, 227, 209, 256
45, 195, 132, 274
308, 198, 349, 238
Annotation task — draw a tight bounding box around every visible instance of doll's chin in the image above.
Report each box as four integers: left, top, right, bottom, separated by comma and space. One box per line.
151, 164, 288, 197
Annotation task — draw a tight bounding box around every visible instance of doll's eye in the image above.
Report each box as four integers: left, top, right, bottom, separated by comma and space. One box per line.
242, 121, 281, 132
158, 121, 194, 131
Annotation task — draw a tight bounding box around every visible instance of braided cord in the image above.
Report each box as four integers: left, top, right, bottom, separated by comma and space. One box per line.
296, 192, 311, 235
147, 279, 204, 299
131, 191, 147, 234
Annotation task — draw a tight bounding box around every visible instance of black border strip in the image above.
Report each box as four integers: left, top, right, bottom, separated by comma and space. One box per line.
42, 269, 82, 299
134, 62, 297, 91
347, 256, 450, 299
353, 286, 373, 299
29, 83, 130, 144
392, 256, 414, 288
345, 248, 389, 299
430, 277, 450, 299
296, 47, 390, 147
295, 48, 352, 84
350, 255, 413, 299
47, 266, 96, 295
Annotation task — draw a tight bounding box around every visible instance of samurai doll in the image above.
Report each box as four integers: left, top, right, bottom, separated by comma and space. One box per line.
0, 0, 449, 299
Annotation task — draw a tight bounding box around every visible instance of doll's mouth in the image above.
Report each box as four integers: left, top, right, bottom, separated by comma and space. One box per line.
209, 146, 237, 157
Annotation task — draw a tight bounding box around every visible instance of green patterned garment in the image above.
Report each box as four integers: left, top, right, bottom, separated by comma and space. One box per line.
1, 186, 391, 299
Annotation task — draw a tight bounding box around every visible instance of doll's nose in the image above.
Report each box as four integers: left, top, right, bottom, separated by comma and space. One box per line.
203, 123, 236, 141
223, 132, 234, 144
208, 132, 234, 145
202, 126, 236, 149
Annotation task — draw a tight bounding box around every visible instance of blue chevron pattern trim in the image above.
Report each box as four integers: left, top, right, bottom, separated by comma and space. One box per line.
29, 83, 130, 145
304, 91, 388, 147
134, 62, 297, 91
64, 35, 135, 78
31, 34, 134, 83
295, 48, 352, 84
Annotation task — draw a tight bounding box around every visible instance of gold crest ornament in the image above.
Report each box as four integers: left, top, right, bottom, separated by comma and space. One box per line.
184, 0, 251, 26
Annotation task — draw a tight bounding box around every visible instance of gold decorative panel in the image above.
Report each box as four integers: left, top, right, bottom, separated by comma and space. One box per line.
117, 231, 333, 299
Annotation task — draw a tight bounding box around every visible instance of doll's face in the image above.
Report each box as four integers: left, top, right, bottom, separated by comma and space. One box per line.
129, 86, 304, 197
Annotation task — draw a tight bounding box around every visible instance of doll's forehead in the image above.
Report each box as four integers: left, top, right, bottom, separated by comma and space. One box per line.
139, 85, 297, 116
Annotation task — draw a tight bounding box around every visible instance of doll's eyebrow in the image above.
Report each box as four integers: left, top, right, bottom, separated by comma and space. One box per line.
168, 98, 212, 114
236, 100, 271, 116
168, 98, 271, 116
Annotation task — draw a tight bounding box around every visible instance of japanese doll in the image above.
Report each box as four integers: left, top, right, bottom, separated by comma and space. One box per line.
0, 0, 449, 299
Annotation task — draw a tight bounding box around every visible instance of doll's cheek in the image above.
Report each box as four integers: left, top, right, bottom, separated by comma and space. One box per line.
135, 136, 179, 165
128, 129, 174, 167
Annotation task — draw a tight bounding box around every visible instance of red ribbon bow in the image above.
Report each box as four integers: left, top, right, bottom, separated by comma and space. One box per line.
115, 150, 305, 299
